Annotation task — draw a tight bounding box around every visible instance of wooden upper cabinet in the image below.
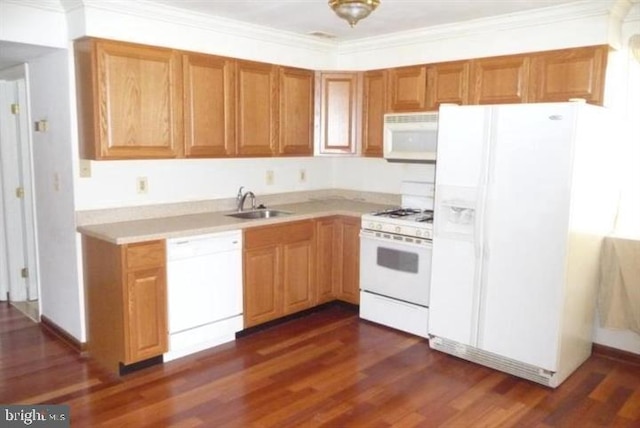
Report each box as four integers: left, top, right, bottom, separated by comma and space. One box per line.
75, 38, 183, 160
317, 72, 360, 154
182, 53, 236, 157
236, 60, 277, 156
529, 45, 608, 105
426, 61, 470, 110
361, 70, 387, 157
278, 67, 314, 156
388, 65, 427, 112
470, 55, 531, 104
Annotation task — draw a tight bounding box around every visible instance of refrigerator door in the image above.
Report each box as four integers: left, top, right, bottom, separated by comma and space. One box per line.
429, 105, 491, 345
478, 103, 576, 370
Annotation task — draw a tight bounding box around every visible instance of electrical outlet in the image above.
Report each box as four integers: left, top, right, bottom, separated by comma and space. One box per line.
299, 169, 307, 183
79, 159, 91, 178
137, 177, 148, 194
266, 170, 274, 185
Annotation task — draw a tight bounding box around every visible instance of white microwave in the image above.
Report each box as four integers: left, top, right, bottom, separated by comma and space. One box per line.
383, 111, 438, 163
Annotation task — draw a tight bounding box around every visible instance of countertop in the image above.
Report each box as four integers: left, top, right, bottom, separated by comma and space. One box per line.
77, 199, 393, 244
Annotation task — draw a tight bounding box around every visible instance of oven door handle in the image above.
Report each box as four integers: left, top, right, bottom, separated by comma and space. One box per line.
359, 230, 432, 250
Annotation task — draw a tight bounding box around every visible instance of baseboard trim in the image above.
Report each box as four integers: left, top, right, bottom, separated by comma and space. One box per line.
40, 315, 86, 355
593, 343, 640, 366
237, 300, 358, 338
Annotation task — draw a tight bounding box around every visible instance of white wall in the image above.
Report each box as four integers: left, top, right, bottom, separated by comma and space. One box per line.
28, 49, 84, 340
76, 157, 334, 210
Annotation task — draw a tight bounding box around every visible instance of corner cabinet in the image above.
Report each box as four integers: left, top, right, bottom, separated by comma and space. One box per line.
83, 237, 168, 373
316, 72, 361, 155
243, 221, 315, 328
75, 38, 183, 159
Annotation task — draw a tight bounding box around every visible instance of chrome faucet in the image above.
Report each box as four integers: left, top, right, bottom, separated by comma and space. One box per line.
236, 186, 256, 212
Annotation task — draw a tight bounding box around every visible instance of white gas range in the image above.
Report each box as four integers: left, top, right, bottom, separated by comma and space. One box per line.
359, 181, 434, 338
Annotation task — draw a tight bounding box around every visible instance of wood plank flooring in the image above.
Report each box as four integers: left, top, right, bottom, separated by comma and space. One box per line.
2, 302, 640, 427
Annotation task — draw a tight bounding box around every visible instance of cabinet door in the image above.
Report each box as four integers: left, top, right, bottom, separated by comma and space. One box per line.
279, 67, 314, 156
317, 72, 360, 154
236, 60, 277, 156
125, 267, 168, 363
427, 61, 470, 110
529, 45, 608, 105
80, 39, 183, 159
361, 70, 387, 157
388, 65, 427, 112
315, 218, 337, 303
470, 55, 530, 104
335, 217, 361, 304
183, 53, 236, 157
243, 246, 282, 327
282, 240, 315, 314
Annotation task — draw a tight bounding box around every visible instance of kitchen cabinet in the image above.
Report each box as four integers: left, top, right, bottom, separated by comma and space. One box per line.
74, 38, 183, 160
316, 72, 360, 154
334, 216, 361, 304
388, 65, 427, 112
529, 45, 608, 105
83, 237, 168, 373
315, 216, 361, 305
361, 70, 387, 157
278, 67, 315, 156
182, 53, 236, 157
426, 60, 470, 110
236, 60, 278, 156
470, 54, 531, 104
243, 221, 315, 327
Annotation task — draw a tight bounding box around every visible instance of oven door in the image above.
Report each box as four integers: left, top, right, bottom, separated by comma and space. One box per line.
359, 229, 432, 306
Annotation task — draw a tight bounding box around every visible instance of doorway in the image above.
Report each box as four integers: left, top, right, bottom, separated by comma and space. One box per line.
0, 64, 40, 321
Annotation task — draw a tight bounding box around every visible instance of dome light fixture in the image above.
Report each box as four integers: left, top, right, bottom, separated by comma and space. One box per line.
328, 0, 381, 28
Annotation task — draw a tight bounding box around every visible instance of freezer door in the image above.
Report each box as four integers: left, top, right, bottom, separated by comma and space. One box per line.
429, 105, 490, 345
478, 103, 576, 370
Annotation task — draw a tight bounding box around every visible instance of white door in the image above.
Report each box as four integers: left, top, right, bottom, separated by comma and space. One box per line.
0, 68, 39, 303
478, 103, 575, 370
429, 105, 491, 345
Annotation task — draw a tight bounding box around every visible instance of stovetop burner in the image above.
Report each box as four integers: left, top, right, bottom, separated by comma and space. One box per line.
373, 208, 422, 218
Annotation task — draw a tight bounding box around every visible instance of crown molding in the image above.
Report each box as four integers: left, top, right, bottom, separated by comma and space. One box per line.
337, 1, 617, 55
2, 0, 65, 12
78, 0, 335, 54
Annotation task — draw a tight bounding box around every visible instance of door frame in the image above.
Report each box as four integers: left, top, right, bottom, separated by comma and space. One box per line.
0, 64, 40, 304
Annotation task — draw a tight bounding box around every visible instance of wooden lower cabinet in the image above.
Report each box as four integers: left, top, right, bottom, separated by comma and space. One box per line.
83, 237, 168, 373
315, 216, 361, 306
243, 220, 315, 328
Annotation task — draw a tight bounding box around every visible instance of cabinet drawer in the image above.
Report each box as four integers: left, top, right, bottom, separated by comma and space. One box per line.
126, 241, 166, 270
244, 221, 313, 249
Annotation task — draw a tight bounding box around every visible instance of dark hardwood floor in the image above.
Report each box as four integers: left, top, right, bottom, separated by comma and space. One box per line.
2, 302, 639, 427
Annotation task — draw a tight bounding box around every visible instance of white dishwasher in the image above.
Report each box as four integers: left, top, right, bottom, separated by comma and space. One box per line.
165, 230, 243, 362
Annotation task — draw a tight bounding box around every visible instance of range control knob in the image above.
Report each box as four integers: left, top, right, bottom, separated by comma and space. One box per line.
416, 230, 422, 237
395, 226, 401, 233
368, 223, 375, 229
376, 224, 382, 230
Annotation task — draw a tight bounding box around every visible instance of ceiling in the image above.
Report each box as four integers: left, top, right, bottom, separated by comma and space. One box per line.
143, 0, 585, 41
0, 0, 599, 71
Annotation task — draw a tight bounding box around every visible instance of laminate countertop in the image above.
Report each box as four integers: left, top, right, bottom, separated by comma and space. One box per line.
77, 199, 393, 245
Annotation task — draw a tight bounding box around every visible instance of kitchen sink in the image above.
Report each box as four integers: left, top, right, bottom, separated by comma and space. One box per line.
226, 209, 292, 220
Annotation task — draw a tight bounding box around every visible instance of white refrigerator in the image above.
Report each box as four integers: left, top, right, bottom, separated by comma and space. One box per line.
428, 102, 618, 388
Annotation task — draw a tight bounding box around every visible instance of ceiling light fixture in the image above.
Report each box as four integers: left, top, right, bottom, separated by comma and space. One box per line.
329, 0, 380, 28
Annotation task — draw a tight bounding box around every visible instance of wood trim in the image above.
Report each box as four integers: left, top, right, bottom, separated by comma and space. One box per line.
593, 343, 640, 366
40, 315, 86, 354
